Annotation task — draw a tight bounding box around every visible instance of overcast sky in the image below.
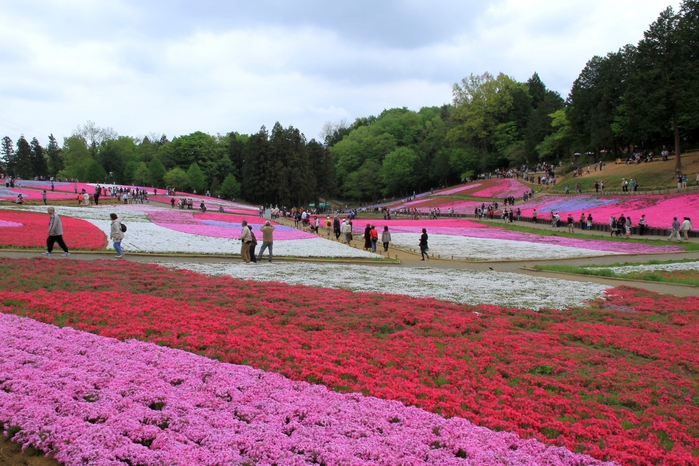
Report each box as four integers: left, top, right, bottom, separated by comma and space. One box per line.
0, 0, 680, 144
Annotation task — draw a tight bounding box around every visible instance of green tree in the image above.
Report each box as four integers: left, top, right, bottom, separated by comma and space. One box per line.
1, 136, 14, 175
536, 109, 572, 159
163, 167, 188, 191
148, 157, 166, 187
30, 138, 48, 178
58, 136, 93, 180
15, 136, 33, 179
382, 147, 417, 196
220, 174, 241, 199
626, 6, 684, 171
97, 137, 137, 184
46, 134, 63, 176
84, 160, 108, 182
132, 162, 151, 186
186, 162, 207, 194
209, 177, 221, 196
242, 126, 269, 203
123, 161, 139, 184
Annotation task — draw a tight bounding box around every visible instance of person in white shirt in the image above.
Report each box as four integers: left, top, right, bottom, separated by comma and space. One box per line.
681, 217, 692, 241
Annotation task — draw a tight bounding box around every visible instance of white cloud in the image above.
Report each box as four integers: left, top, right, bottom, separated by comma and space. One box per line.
0, 0, 680, 143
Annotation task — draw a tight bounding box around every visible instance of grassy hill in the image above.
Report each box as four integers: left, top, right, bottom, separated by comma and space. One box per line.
548, 150, 699, 194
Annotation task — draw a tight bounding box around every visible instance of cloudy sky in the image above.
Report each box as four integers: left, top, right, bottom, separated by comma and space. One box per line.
0, 0, 680, 144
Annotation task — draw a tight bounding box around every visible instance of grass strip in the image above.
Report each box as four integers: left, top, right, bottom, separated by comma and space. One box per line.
533, 263, 699, 287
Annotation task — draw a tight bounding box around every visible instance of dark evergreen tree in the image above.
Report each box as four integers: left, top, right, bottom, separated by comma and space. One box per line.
47, 134, 63, 176
626, 6, 684, 171
30, 138, 48, 178
15, 136, 33, 179
241, 126, 269, 203
1, 136, 13, 175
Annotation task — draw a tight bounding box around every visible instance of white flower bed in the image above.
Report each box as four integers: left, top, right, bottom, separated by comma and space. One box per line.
586, 261, 699, 275
389, 233, 621, 261
4, 205, 378, 258
159, 261, 610, 310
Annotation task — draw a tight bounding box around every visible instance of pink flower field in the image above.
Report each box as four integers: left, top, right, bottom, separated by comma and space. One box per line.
359, 218, 683, 254
0, 312, 612, 466
148, 210, 316, 240
519, 192, 699, 229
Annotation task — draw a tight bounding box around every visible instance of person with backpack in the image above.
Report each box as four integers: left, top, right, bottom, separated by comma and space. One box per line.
110, 213, 125, 258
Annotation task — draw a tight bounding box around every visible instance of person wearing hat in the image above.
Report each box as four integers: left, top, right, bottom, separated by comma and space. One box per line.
258, 220, 275, 262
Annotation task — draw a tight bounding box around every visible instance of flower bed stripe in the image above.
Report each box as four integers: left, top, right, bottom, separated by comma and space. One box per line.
0, 210, 106, 250
0, 259, 697, 464
0, 313, 611, 465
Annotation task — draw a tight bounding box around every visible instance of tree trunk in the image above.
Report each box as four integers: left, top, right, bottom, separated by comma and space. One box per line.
674, 111, 682, 173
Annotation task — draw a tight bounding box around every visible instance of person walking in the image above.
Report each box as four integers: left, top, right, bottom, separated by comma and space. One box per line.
42, 190, 47, 205
381, 226, 391, 252
363, 224, 372, 251
342, 219, 352, 244
419, 228, 429, 260
239, 220, 253, 263
625, 216, 633, 237
370, 225, 378, 252
258, 220, 275, 262
43, 207, 70, 256
681, 217, 692, 240
109, 213, 125, 258
639, 214, 646, 236
248, 225, 258, 263
668, 217, 682, 241
567, 214, 574, 233
333, 216, 341, 240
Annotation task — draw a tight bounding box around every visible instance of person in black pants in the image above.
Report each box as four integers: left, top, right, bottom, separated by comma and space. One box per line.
43, 207, 70, 256
419, 228, 429, 260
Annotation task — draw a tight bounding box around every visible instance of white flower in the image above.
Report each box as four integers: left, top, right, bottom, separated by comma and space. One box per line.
586, 261, 699, 275
389, 233, 621, 261
158, 261, 610, 310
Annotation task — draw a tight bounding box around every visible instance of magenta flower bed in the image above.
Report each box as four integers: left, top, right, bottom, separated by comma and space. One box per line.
3, 188, 83, 200
150, 194, 257, 210
147, 210, 316, 240
21, 181, 96, 194
434, 183, 483, 196
471, 179, 530, 198
0, 313, 612, 466
520, 193, 699, 229
363, 218, 682, 253
357, 218, 487, 233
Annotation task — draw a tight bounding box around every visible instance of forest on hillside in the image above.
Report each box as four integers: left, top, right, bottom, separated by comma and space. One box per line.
1, 0, 697, 205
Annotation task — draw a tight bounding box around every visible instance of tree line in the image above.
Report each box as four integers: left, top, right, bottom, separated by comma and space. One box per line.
1, 0, 696, 203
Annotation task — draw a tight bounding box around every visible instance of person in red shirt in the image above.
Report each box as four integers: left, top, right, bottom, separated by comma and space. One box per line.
369, 225, 378, 252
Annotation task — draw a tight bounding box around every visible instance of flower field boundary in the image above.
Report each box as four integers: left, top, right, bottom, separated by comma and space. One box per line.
0, 248, 400, 263
0, 313, 612, 466
0, 259, 697, 464
524, 266, 699, 288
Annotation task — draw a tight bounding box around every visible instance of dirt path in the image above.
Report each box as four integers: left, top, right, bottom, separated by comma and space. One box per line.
0, 438, 56, 466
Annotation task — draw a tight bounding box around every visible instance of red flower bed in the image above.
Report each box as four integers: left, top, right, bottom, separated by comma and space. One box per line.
0, 259, 697, 465
0, 211, 106, 250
